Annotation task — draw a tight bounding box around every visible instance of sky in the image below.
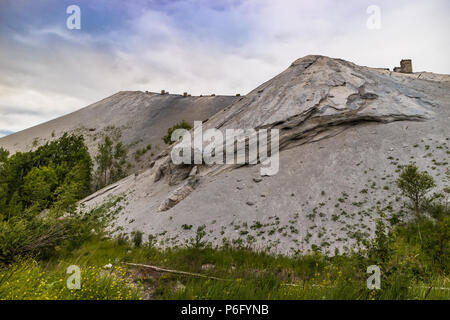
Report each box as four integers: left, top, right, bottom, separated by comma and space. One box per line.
0, 0, 449, 137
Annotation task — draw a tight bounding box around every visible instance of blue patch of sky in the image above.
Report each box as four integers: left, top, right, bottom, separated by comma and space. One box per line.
0, 130, 14, 137
0, 0, 252, 48
0, 0, 129, 37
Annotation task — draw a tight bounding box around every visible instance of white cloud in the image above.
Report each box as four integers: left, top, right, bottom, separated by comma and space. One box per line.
0, 0, 449, 133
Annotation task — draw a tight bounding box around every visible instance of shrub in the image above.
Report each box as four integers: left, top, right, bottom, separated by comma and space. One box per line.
396, 164, 435, 216
0, 196, 123, 264
367, 216, 392, 264
131, 230, 144, 248
0, 217, 68, 264
162, 120, 192, 145
190, 225, 207, 249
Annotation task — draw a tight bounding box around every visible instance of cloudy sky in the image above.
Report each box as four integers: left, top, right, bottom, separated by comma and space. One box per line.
0, 0, 449, 137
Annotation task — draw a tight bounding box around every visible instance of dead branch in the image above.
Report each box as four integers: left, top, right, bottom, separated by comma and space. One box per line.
125, 262, 227, 281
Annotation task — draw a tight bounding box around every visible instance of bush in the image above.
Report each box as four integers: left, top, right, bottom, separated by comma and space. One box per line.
131, 231, 143, 248
0, 196, 123, 264
0, 133, 92, 219
0, 217, 67, 263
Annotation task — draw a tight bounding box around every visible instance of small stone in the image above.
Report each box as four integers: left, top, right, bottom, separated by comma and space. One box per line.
189, 166, 198, 176
201, 264, 215, 271
253, 177, 263, 183
246, 201, 255, 206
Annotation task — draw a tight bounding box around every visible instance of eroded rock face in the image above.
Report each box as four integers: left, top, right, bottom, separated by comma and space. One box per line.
158, 166, 199, 212
204, 55, 433, 142
153, 55, 437, 204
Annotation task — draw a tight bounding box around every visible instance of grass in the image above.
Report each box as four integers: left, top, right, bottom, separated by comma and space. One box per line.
0, 259, 140, 300
1, 236, 448, 300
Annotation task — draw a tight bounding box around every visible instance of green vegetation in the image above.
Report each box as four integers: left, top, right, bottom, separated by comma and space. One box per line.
94, 136, 128, 190
1, 182, 447, 300
162, 120, 192, 145
0, 134, 121, 265
131, 230, 144, 248
2, 204, 447, 300
0, 137, 448, 300
0, 192, 130, 299
0, 260, 139, 300
0, 133, 92, 216
134, 144, 151, 162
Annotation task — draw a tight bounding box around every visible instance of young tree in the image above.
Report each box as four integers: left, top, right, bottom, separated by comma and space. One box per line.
396, 164, 435, 216
111, 142, 127, 182
397, 164, 435, 246
0, 148, 9, 213
95, 136, 113, 189
94, 136, 128, 189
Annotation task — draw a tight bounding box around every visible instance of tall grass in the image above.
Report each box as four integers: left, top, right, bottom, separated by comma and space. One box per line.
2, 237, 446, 300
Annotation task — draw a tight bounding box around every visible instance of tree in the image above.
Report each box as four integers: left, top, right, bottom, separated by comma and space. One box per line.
111, 142, 127, 182
94, 136, 129, 190
95, 136, 113, 189
396, 164, 435, 246
0, 134, 95, 263
0, 147, 9, 163
0, 148, 9, 212
396, 164, 435, 216
0, 133, 92, 219
22, 166, 58, 211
